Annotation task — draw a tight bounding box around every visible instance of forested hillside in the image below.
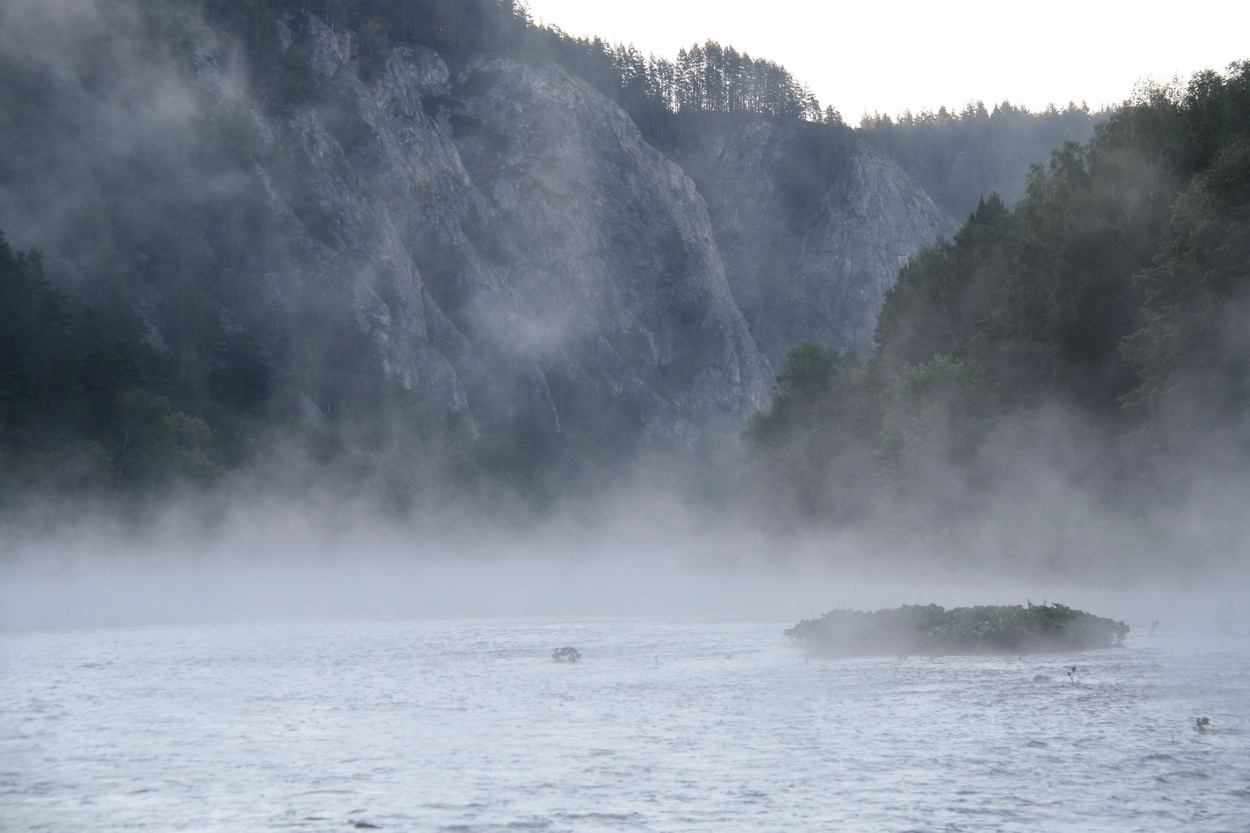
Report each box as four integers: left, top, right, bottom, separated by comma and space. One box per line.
860, 101, 1104, 216
0, 0, 1122, 532
745, 62, 1250, 570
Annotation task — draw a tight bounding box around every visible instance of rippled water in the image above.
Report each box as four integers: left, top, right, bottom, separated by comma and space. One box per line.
2, 618, 1247, 831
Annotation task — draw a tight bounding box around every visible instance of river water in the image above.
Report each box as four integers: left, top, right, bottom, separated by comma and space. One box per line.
2, 617, 1247, 832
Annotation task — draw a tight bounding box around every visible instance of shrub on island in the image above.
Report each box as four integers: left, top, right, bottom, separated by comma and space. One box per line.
785, 602, 1128, 656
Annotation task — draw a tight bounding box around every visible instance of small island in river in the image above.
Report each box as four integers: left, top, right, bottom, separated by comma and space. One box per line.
786, 602, 1129, 657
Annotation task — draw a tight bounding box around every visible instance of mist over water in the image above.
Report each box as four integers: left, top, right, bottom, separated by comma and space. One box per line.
2, 489, 1245, 634
2, 364, 1246, 833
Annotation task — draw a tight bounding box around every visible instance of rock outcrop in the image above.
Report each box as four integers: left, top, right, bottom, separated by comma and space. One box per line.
674, 118, 956, 364
436, 55, 774, 442
236, 19, 778, 443
0, 1, 954, 449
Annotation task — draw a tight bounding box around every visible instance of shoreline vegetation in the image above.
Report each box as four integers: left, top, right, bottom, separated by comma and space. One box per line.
786, 603, 1129, 657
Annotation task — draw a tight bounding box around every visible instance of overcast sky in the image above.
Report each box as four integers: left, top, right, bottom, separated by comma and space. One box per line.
523, 0, 1249, 121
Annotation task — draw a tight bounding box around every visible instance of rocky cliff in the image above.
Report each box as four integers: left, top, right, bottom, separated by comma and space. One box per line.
0, 1, 952, 452
673, 118, 956, 364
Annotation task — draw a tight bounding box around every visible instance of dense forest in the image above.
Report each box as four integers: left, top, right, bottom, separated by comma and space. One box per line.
744, 62, 1250, 566
0, 229, 543, 523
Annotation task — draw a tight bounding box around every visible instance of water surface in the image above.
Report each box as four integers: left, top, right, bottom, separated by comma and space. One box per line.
2, 619, 1247, 831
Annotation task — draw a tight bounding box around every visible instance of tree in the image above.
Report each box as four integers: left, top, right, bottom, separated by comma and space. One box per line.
875, 193, 1012, 372
1121, 137, 1250, 463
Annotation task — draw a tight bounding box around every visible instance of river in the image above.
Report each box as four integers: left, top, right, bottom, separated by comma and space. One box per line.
2, 616, 1247, 831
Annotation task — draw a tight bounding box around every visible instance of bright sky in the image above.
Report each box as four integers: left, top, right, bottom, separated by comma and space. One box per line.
523, 0, 1249, 121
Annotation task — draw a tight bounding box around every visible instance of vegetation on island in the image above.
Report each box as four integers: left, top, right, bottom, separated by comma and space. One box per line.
785, 603, 1130, 657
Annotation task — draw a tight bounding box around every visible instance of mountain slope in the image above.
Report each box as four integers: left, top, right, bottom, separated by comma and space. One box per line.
0, 0, 968, 507
1, 4, 781, 450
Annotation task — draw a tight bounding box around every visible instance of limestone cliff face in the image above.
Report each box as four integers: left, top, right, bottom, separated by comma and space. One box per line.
675, 119, 956, 364
796, 145, 958, 352
442, 56, 774, 441
207, 16, 777, 443
0, 3, 953, 447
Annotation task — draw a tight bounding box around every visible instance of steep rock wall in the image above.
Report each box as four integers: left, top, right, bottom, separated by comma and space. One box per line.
674, 118, 956, 364
442, 56, 772, 442
0, 5, 773, 447
0, 1, 955, 450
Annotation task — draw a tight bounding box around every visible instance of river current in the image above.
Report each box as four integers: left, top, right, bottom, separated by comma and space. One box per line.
2, 617, 1247, 831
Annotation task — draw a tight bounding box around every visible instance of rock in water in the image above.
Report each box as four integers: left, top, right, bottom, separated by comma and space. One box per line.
552, 647, 581, 663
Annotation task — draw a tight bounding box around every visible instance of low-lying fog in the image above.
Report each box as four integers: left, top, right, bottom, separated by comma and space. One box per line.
2, 494, 1244, 635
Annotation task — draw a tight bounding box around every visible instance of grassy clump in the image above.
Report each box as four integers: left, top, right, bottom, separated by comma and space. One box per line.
785, 602, 1129, 657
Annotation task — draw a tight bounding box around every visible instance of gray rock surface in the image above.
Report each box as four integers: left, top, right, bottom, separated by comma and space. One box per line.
0, 3, 954, 447
674, 118, 956, 364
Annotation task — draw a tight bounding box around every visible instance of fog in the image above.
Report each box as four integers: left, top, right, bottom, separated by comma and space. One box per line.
3, 475, 1245, 635
1, 0, 1247, 642
0, 540, 1223, 633
5, 8, 1250, 833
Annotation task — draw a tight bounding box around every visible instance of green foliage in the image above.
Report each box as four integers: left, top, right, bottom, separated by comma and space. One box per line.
1119, 138, 1250, 468
746, 60, 1250, 540
875, 193, 1013, 372
774, 341, 840, 406
970, 135, 1156, 412
902, 60, 1250, 421
887, 355, 998, 465
6, 2, 1246, 537
1202, 135, 1250, 208
0, 226, 543, 519
785, 602, 1130, 656
114, 388, 221, 488
0, 231, 224, 504
660, 41, 822, 121
0, 239, 70, 442
744, 344, 881, 522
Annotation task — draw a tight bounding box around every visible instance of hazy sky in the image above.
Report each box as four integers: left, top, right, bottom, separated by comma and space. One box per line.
523, 0, 1249, 121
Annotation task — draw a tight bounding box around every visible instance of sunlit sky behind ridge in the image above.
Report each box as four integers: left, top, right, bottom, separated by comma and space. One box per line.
523, 0, 1249, 122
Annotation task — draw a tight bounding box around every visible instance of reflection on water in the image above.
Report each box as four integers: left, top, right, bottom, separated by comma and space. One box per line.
1, 620, 1247, 831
